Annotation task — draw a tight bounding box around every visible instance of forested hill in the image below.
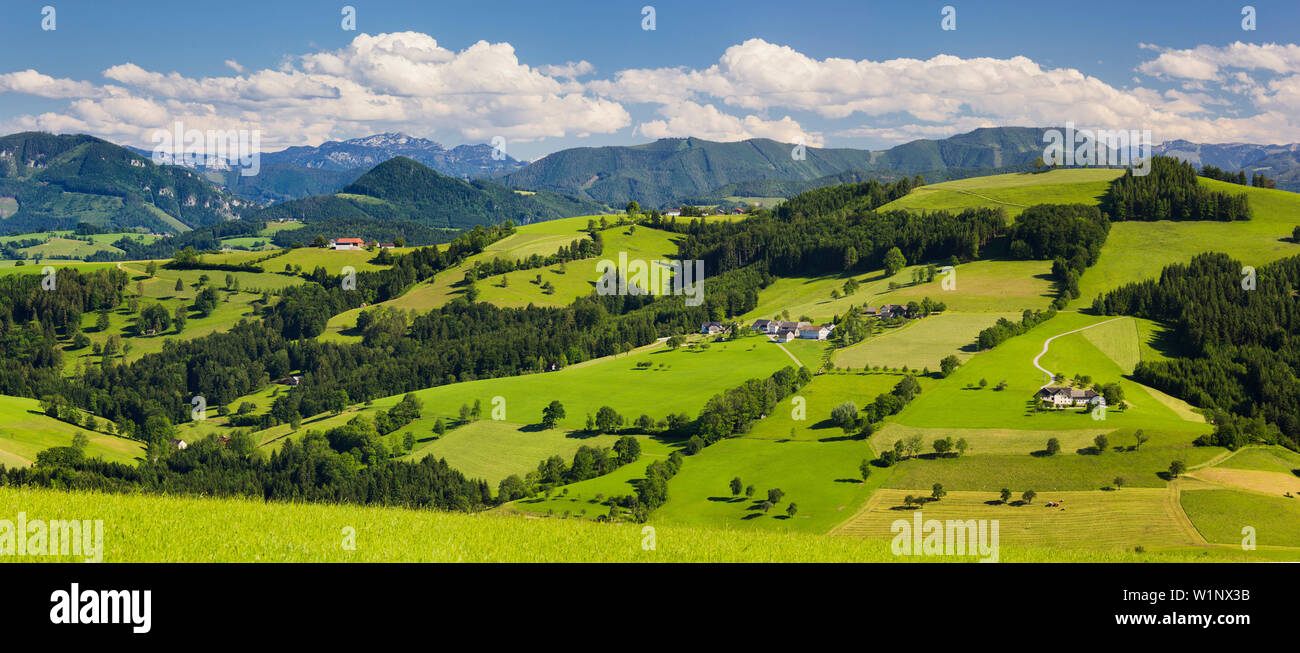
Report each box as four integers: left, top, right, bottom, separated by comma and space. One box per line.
252, 156, 608, 229
0, 132, 253, 234
495, 127, 1054, 208
1096, 252, 1300, 451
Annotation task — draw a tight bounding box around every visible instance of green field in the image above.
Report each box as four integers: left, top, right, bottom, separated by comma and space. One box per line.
880, 445, 1221, 492
892, 311, 1207, 433
742, 260, 1053, 328
55, 260, 305, 374
248, 335, 792, 454
881, 169, 1123, 218
0, 395, 143, 467
652, 436, 880, 533
1070, 180, 1300, 307
834, 311, 1020, 372
747, 373, 930, 442
1181, 489, 1300, 549
3, 485, 1239, 562
401, 420, 627, 486
320, 216, 645, 342
835, 487, 1198, 552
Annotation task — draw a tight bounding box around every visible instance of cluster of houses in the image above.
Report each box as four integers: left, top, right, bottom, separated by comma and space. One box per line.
750, 319, 835, 342
328, 238, 396, 251
1036, 386, 1106, 409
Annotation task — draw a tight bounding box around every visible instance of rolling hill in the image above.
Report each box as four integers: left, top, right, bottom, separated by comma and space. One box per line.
252, 156, 609, 229
496, 127, 1056, 208
0, 132, 253, 235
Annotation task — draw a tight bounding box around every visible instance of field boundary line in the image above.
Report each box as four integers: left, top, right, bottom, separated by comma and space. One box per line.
1031, 316, 1126, 386
827, 481, 889, 536
1165, 481, 1208, 546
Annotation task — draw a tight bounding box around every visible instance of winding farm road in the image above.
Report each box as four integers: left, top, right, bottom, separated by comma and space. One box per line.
1031, 316, 1126, 387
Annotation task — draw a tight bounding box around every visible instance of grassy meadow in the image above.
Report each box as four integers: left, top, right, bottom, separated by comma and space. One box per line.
2, 485, 1239, 563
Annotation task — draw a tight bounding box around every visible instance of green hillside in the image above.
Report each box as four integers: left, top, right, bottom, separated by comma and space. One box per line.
254, 156, 608, 229
0, 132, 254, 234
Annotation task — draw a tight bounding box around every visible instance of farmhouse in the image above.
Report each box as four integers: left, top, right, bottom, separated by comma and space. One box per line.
329, 237, 365, 250
700, 321, 729, 335
1037, 386, 1105, 409
751, 319, 811, 335
276, 375, 303, 386
877, 304, 908, 319
665, 209, 682, 217
799, 323, 835, 340
170, 439, 188, 451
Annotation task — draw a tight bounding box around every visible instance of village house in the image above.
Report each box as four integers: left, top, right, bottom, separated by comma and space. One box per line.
1036, 386, 1105, 409
170, 439, 188, 451
799, 323, 835, 341
329, 237, 365, 250
276, 375, 303, 386
700, 321, 729, 335
876, 304, 908, 319
665, 208, 682, 217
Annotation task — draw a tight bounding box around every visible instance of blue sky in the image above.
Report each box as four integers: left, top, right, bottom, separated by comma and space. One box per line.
3, 0, 1300, 158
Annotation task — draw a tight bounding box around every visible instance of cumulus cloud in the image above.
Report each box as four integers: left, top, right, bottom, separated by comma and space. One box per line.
638, 101, 822, 145
1138, 42, 1300, 80
595, 38, 1300, 145
0, 31, 630, 149
5, 33, 1300, 151
538, 60, 595, 78
0, 70, 110, 99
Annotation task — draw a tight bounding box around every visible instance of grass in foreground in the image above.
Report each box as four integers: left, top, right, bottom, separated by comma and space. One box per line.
0, 486, 1256, 562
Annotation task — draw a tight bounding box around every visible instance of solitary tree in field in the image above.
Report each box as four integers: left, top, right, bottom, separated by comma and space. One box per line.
931, 483, 946, 501
767, 488, 785, 504
745, 485, 756, 498
1113, 476, 1125, 490
939, 355, 961, 378
433, 419, 446, 436
1045, 437, 1061, 456
1169, 460, 1187, 478
786, 503, 798, 518
1022, 490, 1037, 504
174, 278, 184, 293
730, 477, 743, 496
541, 400, 566, 429
1000, 488, 1012, 504
955, 438, 969, 456
1094, 433, 1109, 454
1134, 430, 1148, 450
759, 501, 773, 513
859, 459, 872, 481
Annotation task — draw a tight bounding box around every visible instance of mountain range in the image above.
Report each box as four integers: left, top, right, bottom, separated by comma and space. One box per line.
133, 132, 527, 205
5, 127, 1300, 238
252, 156, 608, 229
494, 127, 1055, 208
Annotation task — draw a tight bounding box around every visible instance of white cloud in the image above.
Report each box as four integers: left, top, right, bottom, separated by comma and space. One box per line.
0, 32, 630, 149
0, 70, 109, 99
538, 61, 595, 78
637, 101, 822, 145
1138, 42, 1300, 80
